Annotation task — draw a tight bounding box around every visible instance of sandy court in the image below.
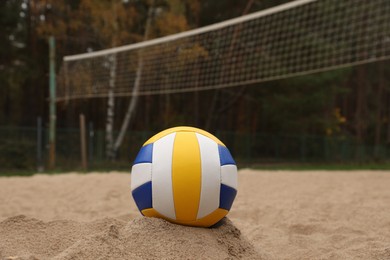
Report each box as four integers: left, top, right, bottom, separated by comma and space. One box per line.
0, 169, 390, 259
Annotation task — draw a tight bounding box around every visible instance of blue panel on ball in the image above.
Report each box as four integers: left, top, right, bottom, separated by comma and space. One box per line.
133, 143, 153, 164
219, 184, 237, 211
218, 145, 236, 166
132, 181, 152, 211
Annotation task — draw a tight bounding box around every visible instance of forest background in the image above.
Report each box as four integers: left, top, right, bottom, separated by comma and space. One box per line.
1, 0, 390, 170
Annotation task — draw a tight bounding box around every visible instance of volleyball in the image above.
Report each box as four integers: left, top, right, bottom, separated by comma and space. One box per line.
131, 126, 238, 227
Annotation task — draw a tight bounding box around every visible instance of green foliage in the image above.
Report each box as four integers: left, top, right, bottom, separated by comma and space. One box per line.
255, 69, 351, 135
0, 0, 30, 125
0, 139, 35, 170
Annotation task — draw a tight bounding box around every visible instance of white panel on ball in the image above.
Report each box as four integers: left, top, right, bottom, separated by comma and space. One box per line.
152, 133, 176, 219
221, 165, 238, 189
131, 163, 152, 190
196, 133, 221, 219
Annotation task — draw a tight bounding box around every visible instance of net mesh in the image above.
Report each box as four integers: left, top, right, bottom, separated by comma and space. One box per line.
58, 0, 390, 101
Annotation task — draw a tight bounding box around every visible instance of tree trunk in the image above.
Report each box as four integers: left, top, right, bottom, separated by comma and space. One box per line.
387, 91, 390, 144
112, 0, 155, 156
106, 54, 117, 159
105, 1, 118, 160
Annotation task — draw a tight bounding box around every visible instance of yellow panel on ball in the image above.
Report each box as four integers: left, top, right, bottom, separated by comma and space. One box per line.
141, 208, 229, 228
143, 126, 225, 146
171, 132, 202, 221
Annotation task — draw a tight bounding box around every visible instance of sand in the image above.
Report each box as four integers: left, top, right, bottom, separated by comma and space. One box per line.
0, 170, 389, 259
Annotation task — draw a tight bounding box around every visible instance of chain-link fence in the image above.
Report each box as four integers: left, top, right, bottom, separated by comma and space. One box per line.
1, 126, 389, 172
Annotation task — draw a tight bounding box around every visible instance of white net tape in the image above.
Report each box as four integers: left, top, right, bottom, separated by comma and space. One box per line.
58, 0, 390, 101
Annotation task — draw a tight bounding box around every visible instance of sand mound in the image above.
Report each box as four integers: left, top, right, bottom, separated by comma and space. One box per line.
0, 215, 264, 260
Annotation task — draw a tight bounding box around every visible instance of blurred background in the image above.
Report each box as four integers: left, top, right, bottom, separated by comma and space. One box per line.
1, 0, 390, 173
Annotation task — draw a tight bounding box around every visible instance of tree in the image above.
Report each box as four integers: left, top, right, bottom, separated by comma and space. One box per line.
112, 0, 155, 159
0, 0, 30, 125
110, 0, 201, 158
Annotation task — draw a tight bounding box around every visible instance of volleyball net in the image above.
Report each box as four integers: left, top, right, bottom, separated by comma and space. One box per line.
58, 0, 390, 101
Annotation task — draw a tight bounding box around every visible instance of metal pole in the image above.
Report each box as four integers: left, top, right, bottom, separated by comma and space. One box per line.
48, 36, 56, 169
80, 114, 88, 171
89, 122, 94, 162
37, 117, 43, 172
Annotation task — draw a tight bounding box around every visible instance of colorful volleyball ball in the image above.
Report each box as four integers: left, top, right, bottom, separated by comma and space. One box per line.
131, 126, 238, 227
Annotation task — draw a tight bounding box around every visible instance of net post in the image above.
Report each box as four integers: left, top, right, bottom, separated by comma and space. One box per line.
80, 114, 88, 171
37, 117, 43, 172
64, 61, 69, 105
48, 36, 56, 170
88, 122, 94, 162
